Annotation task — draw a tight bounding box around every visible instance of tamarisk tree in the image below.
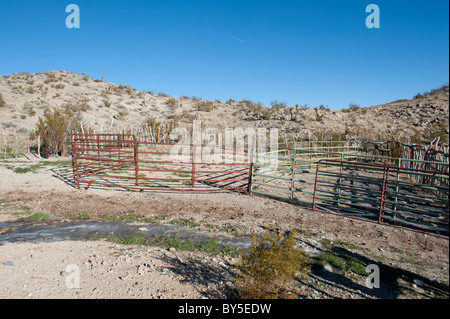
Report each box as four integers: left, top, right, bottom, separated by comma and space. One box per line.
34, 107, 81, 158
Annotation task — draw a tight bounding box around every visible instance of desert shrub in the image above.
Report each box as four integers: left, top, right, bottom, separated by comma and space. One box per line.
22, 102, 36, 116
240, 100, 264, 113
427, 83, 449, 97
179, 110, 198, 122
166, 97, 178, 109
348, 103, 360, 111
25, 86, 35, 94
55, 84, 65, 89
225, 98, 236, 105
142, 116, 162, 130
123, 86, 134, 96
427, 120, 449, 143
103, 99, 111, 108
270, 100, 287, 109
295, 104, 309, 110
313, 107, 323, 122
388, 139, 402, 159
64, 99, 91, 115
0, 93, 6, 107
34, 107, 81, 158
115, 105, 128, 120
73, 81, 80, 86
197, 100, 214, 112
415, 84, 449, 99
235, 229, 310, 299
116, 110, 128, 120
44, 73, 58, 84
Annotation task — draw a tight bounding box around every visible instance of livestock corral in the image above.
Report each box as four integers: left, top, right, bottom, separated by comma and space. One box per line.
71, 134, 449, 238
0, 134, 448, 299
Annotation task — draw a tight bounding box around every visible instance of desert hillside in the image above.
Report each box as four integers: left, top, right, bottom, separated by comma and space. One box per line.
0, 70, 448, 146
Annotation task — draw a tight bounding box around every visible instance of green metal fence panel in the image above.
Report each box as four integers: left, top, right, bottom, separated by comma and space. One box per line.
250, 144, 449, 237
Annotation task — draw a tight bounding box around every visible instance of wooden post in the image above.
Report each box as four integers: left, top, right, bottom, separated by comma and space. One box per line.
37, 134, 41, 158
72, 136, 81, 190
290, 148, 296, 200
191, 144, 196, 187
27, 128, 30, 154
134, 137, 139, 186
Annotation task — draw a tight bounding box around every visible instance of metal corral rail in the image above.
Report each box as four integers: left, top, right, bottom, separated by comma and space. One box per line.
250, 142, 363, 204
250, 143, 449, 237
71, 134, 252, 192
311, 160, 449, 237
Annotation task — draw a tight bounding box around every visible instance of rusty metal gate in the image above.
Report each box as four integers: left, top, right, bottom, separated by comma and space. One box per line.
71, 134, 252, 192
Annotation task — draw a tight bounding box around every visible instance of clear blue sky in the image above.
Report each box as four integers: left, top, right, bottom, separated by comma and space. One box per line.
0, 0, 448, 109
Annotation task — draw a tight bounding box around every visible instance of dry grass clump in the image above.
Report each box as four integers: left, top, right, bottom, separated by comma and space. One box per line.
235, 229, 310, 299
44, 73, 58, 84
166, 97, 179, 109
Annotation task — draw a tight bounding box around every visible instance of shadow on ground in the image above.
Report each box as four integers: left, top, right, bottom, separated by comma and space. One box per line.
299, 246, 449, 299
155, 253, 239, 299
50, 166, 246, 195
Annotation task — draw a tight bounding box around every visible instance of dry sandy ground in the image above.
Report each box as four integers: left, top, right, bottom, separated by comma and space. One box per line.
0, 157, 448, 299
0, 240, 235, 299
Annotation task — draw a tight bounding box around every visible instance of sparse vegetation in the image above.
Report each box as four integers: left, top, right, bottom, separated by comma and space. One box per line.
235, 229, 310, 299
415, 83, 449, 99
169, 217, 200, 228
196, 100, 214, 112
99, 214, 143, 222
102, 99, 111, 108
92, 234, 242, 255
0, 93, 6, 107
142, 116, 162, 131
64, 212, 90, 220
270, 100, 287, 109
28, 212, 50, 221
166, 97, 178, 109
427, 120, 449, 143
44, 73, 58, 84
348, 103, 360, 111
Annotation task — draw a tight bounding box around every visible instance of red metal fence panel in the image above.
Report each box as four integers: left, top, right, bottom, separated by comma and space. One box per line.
71, 133, 252, 192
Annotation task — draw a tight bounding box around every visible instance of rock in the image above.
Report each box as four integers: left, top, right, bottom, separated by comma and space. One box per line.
413, 279, 424, 287
169, 247, 176, 252
323, 264, 335, 273
138, 227, 148, 232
